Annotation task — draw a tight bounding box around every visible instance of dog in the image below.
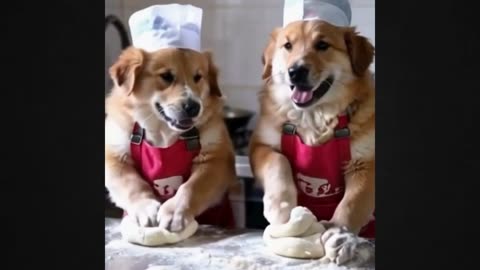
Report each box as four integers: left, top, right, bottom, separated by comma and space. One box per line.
105, 47, 236, 232
249, 20, 375, 236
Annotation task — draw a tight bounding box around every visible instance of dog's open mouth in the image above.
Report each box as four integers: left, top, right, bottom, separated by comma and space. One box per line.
290, 76, 334, 108
155, 103, 194, 131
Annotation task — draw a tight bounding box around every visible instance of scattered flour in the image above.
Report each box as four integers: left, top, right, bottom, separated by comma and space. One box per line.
145, 266, 179, 270
105, 218, 374, 270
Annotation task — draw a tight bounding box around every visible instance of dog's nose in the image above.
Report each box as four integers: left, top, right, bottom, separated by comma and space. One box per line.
288, 64, 310, 85
182, 99, 201, 118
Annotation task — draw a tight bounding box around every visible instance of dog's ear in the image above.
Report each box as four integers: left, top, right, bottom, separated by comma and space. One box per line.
344, 28, 375, 77
203, 51, 222, 97
109, 47, 145, 95
261, 27, 281, 80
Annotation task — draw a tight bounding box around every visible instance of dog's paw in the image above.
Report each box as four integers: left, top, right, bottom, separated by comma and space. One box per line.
157, 198, 194, 232
320, 226, 375, 267
128, 198, 161, 227
263, 190, 297, 225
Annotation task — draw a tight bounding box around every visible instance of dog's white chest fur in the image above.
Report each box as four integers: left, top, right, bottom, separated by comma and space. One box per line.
285, 107, 341, 146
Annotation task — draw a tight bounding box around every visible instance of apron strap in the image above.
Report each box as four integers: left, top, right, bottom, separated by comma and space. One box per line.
180, 127, 201, 151
282, 123, 297, 135
130, 123, 201, 151
336, 104, 354, 138
346, 105, 354, 122
282, 116, 351, 138
130, 123, 144, 145
334, 127, 350, 138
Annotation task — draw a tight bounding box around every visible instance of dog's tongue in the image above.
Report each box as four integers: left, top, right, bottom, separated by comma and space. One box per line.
291, 87, 313, 104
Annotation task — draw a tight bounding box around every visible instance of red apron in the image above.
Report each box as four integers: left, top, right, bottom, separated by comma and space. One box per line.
281, 115, 375, 238
127, 123, 235, 228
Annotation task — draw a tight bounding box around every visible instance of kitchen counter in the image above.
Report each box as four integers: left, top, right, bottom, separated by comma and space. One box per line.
105, 218, 374, 270
235, 155, 253, 178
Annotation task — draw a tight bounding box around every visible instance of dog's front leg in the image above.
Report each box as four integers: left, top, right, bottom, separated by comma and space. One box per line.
320, 160, 375, 266
330, 160, 375, 234
105, 149, 161, 227
250, 143, 297, 225
158, 152, 235, 232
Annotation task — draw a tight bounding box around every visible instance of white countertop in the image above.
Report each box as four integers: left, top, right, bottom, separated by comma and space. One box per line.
235, 155, 253, 178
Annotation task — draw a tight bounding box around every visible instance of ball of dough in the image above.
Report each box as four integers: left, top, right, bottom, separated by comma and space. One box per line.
268, 206, 317, 238
120, 215, 198, 246
263, 206, 326, 259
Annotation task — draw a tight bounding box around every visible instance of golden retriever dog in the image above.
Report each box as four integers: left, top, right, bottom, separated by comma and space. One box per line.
105, 47, 236, 232
249, 20, 375, 237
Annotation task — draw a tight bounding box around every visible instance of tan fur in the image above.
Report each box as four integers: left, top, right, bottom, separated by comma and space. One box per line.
249, 20, 375, 234
105, 47, 235, 231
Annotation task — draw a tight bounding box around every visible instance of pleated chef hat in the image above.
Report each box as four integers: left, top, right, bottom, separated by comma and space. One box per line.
283, 0, 352, 27
128, 4, 203, 52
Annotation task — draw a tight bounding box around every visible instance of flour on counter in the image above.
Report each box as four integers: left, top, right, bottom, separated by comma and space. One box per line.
105, 218, 374, 270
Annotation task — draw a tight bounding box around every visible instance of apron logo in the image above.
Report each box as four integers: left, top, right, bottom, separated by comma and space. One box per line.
297, 173, 342, 198
153, 176, 183, 196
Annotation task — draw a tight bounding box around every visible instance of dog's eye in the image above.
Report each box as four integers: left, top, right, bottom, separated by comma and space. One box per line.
193, 74, 202, 83
160, 71, 175, 83
284, 42, 292, 51
314, 40, 330, 51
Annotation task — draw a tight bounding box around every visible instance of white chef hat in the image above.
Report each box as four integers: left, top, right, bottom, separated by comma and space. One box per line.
128, 4, 203, 52
283, 0, 352, 27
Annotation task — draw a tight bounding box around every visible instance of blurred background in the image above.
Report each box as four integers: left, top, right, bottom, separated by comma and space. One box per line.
105, 0, 375, 228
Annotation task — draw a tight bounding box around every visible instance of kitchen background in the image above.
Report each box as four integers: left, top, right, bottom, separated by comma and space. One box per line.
105, 0, 375, 228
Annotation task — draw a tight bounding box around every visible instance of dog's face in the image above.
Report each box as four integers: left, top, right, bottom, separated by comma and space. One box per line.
262, 20, 374, 110
109, 47, 222, 131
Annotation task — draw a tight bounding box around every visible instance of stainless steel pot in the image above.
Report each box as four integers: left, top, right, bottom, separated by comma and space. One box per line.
223, 106, 255, 135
